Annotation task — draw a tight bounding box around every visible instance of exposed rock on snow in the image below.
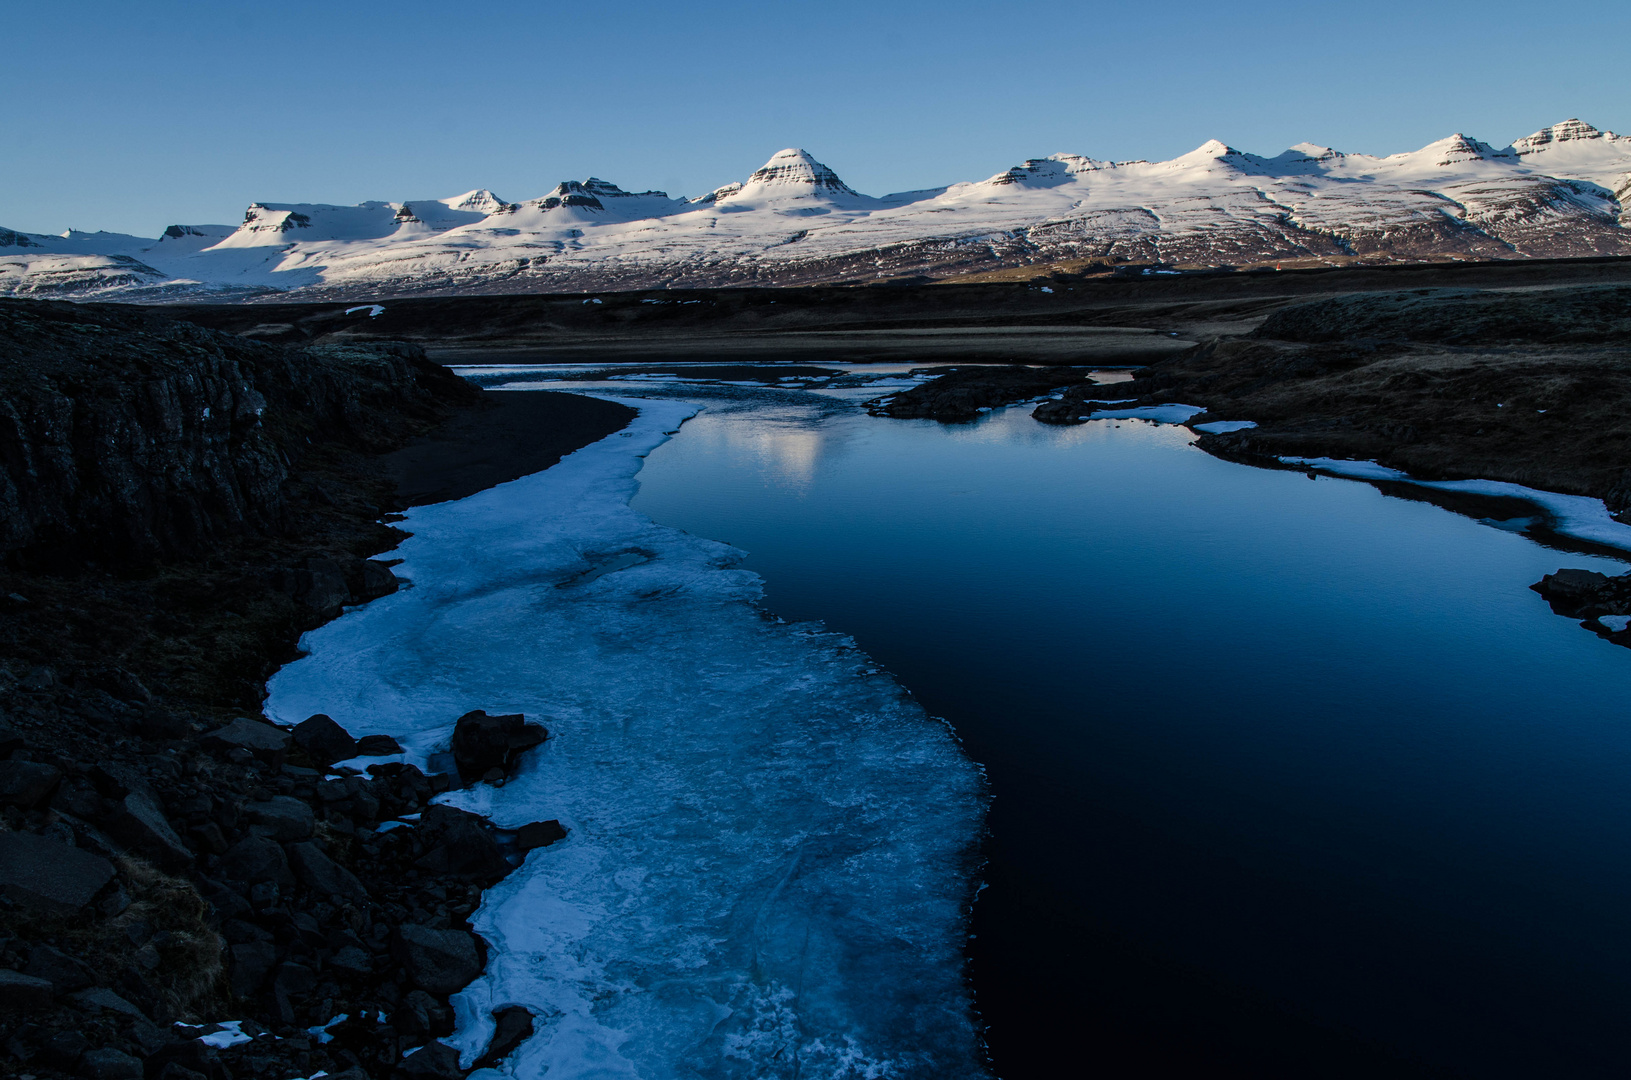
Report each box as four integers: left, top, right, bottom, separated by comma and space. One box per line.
8, 120, 1631, 299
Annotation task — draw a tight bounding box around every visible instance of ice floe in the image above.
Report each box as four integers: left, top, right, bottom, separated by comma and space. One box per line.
1191, 420, 1258, 434
265, 397, 987, 1079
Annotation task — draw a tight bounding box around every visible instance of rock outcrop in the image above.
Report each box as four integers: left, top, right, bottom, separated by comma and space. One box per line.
0, 298, 478, 569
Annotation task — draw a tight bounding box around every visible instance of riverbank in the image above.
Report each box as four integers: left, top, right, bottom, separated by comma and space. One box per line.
863, 279, 1631, 527
0, 298, 632, 1078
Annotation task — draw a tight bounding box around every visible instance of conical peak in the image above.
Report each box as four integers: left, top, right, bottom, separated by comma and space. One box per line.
743, 149, 856, 195
1401, 133, 1507, 167
445, 189, 509, 214
1165, 139, 1243, 168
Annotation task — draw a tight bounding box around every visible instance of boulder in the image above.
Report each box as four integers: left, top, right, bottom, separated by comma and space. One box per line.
0, 969, 54, 1009
79, 1048, 144, 1080
229, 940, 279, 997
290, 714, 357, 764
397, 989, 453, 1039
287, 841, 368, 902
73, 986, 148, 1018
202, 718, 290, 766
0, 831, 115, 912
516, 820, 568, 851
1538, 567, 1612, 596
357, 559, 401, 600
0, 759, 61, 807
0, 721, 23, 754
355, 734, 403, 756
329, 945, 373, 975
109, 790, 193, 866
24, 944, 95, 991
41, 1030, 88, 1070
220, 834, 294, 889
1532, 567, 1625, 617
392, 924, 483, 995
400, 1041, 464, 1080
244, 795, 315, 841
267, 559, 353, 621
451, 710, 548, 782
476, 1005, 536, 1069
274, 960, 317, 999
415, 804, 510, 880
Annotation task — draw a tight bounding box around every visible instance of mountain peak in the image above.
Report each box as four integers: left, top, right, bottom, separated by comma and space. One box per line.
1399, 133, 1509, 167
442, 189, 510, 215
1513, 119, 1616, 155
1288, 142, 1343, 161
740, 149, 857, 196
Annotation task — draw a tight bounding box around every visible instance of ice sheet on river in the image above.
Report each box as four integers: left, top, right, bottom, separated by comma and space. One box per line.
265, 397, 988, 1080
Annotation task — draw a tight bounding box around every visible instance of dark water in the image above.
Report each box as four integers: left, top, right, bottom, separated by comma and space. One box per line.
617, 390, 1631, 1079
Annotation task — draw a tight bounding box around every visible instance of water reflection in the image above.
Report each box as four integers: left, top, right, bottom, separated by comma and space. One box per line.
452, 363, 1631, 1078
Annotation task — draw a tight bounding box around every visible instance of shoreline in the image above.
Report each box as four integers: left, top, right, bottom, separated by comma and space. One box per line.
0, 298, 639, 1078
268, 394, 990, 1077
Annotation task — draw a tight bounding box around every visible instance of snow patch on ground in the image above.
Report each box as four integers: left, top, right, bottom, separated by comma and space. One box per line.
265, 398, 987, 1079
1192, 420, 1258, 434
1281, 456, 1631, 551
1089, 403, 1208, 424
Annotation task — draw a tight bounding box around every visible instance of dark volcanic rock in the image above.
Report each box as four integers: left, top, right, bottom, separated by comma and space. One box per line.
220, 834, 295, 888
451, 709, 548, 782
0, 300, 478, 569
392, 924, 483, 995
476, 1005, 536, 1069
0, 969, 55, 1009
24, 944, 96, 991
1532, 568, 1618, 616
516, 819, 568, 851
244, 795, 315, 841
415, 804, 511, 880
0, 758, 61, 806
109, 789, 193, 866
355, 734, 403, 756
356, 558, 401, 600
869, 365, 1093, 421
229, 941, 279, 997
268, 559, 352, 620
202, 718, 291, 766
287, 841, 368, 902
79, 1047, 145, 1080
1531, 567, 1631, 648
400, 1040, 464, 1080
291, 713, 357, 764
0, 831, 115, 911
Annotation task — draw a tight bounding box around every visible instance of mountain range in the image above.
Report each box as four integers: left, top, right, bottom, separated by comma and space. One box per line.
4, 119, 1629, 300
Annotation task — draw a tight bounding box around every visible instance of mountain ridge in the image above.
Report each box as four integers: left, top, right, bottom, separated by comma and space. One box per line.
4, 121, 1629, 300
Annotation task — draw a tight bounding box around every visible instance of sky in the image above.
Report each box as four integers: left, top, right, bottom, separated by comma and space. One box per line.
4, 0, 1629, 237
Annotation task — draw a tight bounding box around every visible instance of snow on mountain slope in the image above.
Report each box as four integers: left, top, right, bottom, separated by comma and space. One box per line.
7, 120, 1631, 300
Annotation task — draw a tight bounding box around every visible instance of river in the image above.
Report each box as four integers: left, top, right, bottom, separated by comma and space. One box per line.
278, 363, 1631, 1077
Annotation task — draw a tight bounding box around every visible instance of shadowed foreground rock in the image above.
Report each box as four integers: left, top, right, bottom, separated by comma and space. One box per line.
0, 297, 636, 1078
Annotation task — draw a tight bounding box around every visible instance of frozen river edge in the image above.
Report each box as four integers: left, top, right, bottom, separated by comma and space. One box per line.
265, 398, 990, 1080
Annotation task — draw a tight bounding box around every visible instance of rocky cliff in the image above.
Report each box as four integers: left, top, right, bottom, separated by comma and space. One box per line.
0, 299, 478, 570
0, 301, 617, 1078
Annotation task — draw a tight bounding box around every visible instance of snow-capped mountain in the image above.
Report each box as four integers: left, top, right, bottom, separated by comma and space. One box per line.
4, 120, 1629, 300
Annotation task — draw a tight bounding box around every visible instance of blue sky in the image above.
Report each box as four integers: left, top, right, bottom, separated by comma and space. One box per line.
5, 0, 1629, 236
